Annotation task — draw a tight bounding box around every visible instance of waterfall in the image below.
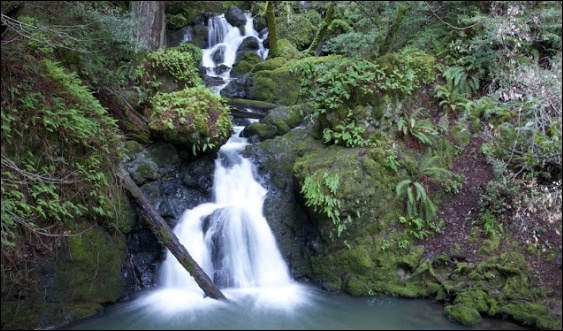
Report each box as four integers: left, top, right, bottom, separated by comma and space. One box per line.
159, 127, 295, 292
152, 10, 308, 312
200, 12, 268, 94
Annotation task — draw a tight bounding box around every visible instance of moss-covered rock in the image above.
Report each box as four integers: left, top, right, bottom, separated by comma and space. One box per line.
244, 126, 323, 279
276, 38, 301, 59
251, 57, 289, 72
231, 52, 263, 77
444, 304, 482, 326
58, 223, 126, 303
242, 104, 308, 141
248, 62, 300, 105
293, 145, 400, 240
148, 87, 233, 155
136, 47, 203, 95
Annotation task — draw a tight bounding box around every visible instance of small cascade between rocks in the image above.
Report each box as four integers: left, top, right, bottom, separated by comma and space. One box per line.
200, 12, 268, 94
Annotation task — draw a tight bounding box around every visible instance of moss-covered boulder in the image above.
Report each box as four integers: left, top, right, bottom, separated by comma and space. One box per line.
231, 52, 263, 77
444, 304, 482, 326
276, 38, 301, 59
148, 86, 233, 155
241, 104, 308, 141
247, 57, 301, 105
136, 47, 203, 94
293, 145, 401, 240
0, 222, 128, 330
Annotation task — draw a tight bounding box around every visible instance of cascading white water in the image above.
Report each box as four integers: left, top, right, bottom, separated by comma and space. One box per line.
201, 12, 268, 94
159, 127, 296, 292
151, 10, 308, 312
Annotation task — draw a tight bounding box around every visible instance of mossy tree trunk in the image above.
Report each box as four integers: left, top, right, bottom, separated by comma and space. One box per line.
119, 167, 227, 300
306, 1, 336, 56
96, 87, 150, 143
130, 1, 166, 51
265, 1, 278, 57
377, 1, 409, 55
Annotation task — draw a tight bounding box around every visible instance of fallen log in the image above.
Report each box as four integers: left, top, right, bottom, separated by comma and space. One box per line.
226, 98, 278, 119
119, 166, 227, 300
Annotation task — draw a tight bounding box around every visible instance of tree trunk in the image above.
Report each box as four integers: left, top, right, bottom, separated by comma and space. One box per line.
377, 2, 408, 55
265, 1, 278, 57
96, 87, 150, 143
119, 166, 227, 300
306, 1, 336, 56
130, 1, 166, 51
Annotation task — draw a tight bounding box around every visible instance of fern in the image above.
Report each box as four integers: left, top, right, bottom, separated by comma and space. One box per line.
441, 65, 479, 97
396, 108, 439, 146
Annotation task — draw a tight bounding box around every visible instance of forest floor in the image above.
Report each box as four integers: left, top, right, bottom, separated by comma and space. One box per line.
414, 85, 563, 319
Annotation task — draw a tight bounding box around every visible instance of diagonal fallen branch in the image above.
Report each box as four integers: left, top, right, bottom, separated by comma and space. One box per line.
118, 165, 227, 300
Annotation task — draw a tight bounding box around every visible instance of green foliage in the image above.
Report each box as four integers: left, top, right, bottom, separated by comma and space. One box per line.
148, 86, 233, 155
441, 66, 479, 97
396, 178, 438, 223
399, 215, 443, 240
322, 1, 428, 58
136, 47, 203, 94
301, 172, 352, 239
291, 51, 435, 147
478, 173, 518, 218
322, 114, 378, 148
1, 56, 124, 247
384, 143, 401, 172
396, 151, 462, 222
396, 108, 439, 146
9, 2, 144, 89
480, 211, 504, 239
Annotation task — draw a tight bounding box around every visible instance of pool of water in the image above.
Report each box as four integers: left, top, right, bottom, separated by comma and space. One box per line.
61, 283, 529, 330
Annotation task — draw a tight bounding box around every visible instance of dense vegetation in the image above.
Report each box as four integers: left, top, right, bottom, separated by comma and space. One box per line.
1, 1, 561, 330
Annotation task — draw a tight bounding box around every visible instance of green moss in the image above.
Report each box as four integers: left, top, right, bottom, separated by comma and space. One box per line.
252, 57, 289, 72
148, 86, 233, 154
248, 66, 300, 105
498, 302, 560, 330
454, 290, 490, 313
231, 52, 263, 77
345, 276, 373, 296
244, 122, 279, 140
344, 245, 375, 275
56, 222, 126, 311
478, 238, 500, 255
277, 38, 301, 59
248, 105, 307, 140
136, 48, 203, 94
123, 140, 144, 159
444, 304, 482, 326
109, 186, 136, 234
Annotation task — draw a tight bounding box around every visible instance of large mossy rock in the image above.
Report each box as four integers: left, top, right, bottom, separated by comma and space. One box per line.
148, 86, 233, 154
241, 103, 309, 141
247, 57, 300, 105
0, 222, 128, 330
137, 47, 203, 94
247, 55, 339, 106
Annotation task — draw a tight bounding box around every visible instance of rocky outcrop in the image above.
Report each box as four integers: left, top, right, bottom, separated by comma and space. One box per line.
120, 140, 218, 293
